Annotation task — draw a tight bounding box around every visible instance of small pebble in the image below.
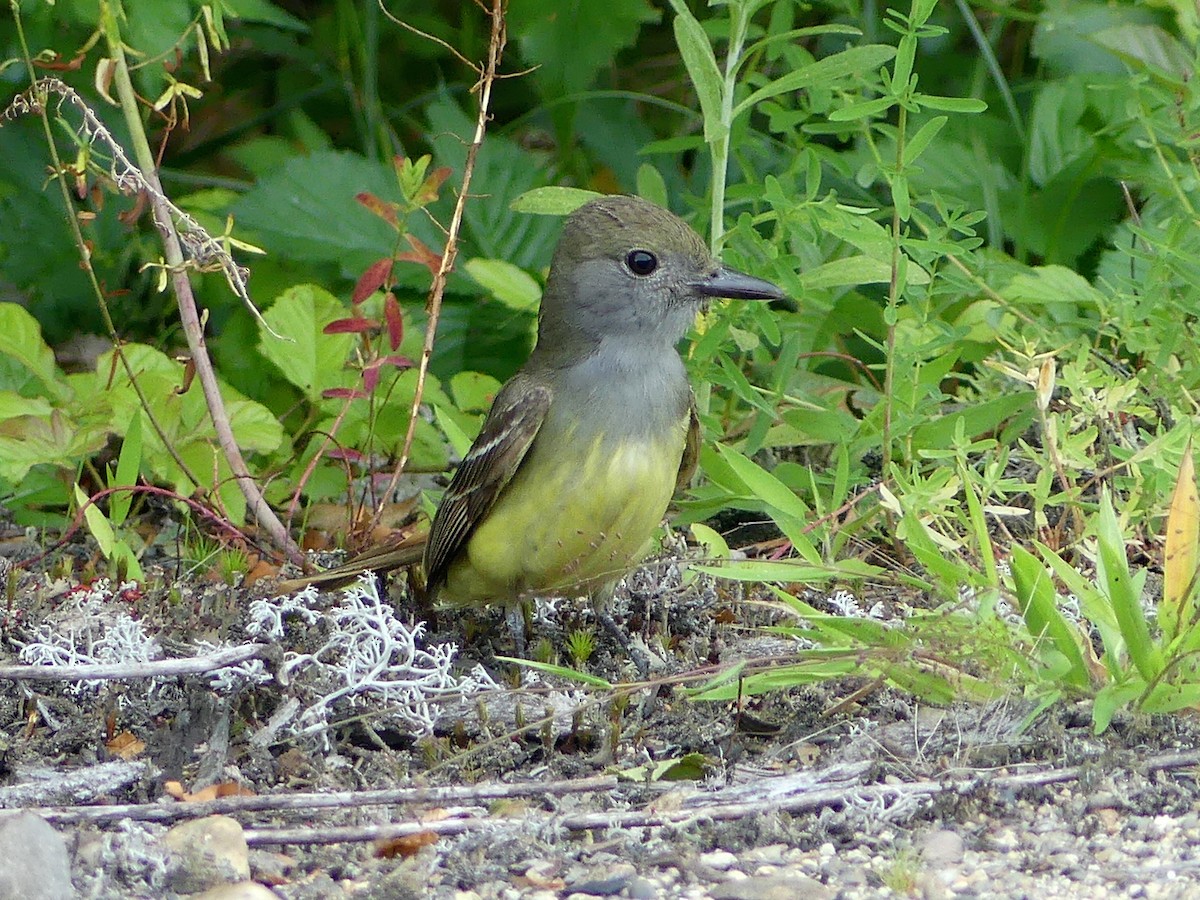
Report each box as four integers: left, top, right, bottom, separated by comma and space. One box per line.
164, 815, 250, 893
193, 884, 279, 900
709, 874, 831, 900
0, 812, 73, 900
920, 829, 965, 866
701, 849, 739, 870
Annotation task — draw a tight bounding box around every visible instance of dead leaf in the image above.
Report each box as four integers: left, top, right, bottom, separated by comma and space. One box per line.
374, 830, 438, 859
105, 731, 145, 760
243, 557, 278, 587
164, 780, 255, 802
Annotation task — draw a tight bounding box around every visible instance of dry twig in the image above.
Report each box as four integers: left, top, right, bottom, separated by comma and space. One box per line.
223, 749, 1200, 846
0, 643, 265, 683
374, 0, 507, 525
33, 774, 617, 825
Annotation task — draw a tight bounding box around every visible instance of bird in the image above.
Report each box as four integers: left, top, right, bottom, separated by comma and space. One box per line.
282, 195, 786, 662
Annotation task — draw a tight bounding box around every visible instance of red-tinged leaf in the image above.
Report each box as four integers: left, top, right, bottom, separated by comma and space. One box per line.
353, 258, 394, 304
415, 166, 453, 204
380, 354, 413, 370
324, 317, 378, 335
35, 51, 86, 72
355, 191, 399, 228
327, 448, 366, 463
362, 365, 380, 393
384, 292, 404, 349
396, 233, 443, 277
322, 387, 368, 400
117, 190, 147, 226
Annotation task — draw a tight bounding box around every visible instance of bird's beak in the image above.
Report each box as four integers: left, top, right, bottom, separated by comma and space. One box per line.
693, 265, 788, 302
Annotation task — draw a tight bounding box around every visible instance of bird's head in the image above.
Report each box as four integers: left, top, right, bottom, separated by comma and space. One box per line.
538, 195, 786, 349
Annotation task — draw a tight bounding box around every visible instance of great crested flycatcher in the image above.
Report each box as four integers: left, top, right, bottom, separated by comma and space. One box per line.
283, 195, 785, 651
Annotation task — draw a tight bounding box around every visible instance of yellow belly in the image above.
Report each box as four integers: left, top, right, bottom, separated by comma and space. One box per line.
440, 424, 687, 606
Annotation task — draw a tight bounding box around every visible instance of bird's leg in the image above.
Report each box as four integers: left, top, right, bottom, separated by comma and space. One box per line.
594, 587, 652, 681
598, 609, 651, 681
504, 603, 528, 657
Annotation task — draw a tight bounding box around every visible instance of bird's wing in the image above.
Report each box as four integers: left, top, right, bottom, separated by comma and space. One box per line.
675, 394, 701, 494
424, 374, 552, 588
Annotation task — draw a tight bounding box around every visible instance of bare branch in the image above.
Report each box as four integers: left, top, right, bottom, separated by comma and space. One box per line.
376, 0, 507, 524
0, 644, 265, 683
33, 774, 617, 825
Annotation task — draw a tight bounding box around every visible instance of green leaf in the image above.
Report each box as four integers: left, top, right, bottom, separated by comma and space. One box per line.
433, 406, 474, 459
109, 413, 142, 527
258, 285, 356, 402
1036, 542, 1122, 673
667, 0, 725, 141
619, 751, 714, 782
827, 96, 896, 121
464, 259, 542, 312
912, 95, 988, 113
1092, 680, 1146, 733
509, 0, 659, 97
1009, 546, 1090, 688
693, 558, 882, 583
903, 116, 947, 166
893, 35, 916, 92
635, 163, 669, 209
0, 304, 68, 401
910, 392, 1035, 451
231, 151, 407, 279
1091, 24, 1192, 84
733, 45, 897, 119
1003, 264, 1106, 310
691, 659, 859, 700
499, 656, 614, 688
1095, 490, 1161, 681
690, 522, 730, 560
222, 0, 307, 30
713, 441, 813, 525
510, 187, 602, 216
798, 255, 928, 290
74, 483, 144, 581
427, 96, 563, 269
0, 390, 52, 420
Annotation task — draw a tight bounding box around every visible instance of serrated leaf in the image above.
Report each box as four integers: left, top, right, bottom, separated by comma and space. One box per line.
231, 151, 409, 278
0, 304, 68, 400
0, 390, 52, 420
509, 0, 658, 96
426, 96, 563, 268
258, 285, 356, 402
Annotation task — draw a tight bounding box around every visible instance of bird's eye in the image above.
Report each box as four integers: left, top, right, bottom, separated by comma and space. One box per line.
626, 249, 658, 276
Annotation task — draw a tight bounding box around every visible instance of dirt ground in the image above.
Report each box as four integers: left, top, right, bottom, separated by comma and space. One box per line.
3, 545, 1200, 899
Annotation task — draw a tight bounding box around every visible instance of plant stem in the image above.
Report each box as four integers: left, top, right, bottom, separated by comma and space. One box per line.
98, 0, 301, 563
